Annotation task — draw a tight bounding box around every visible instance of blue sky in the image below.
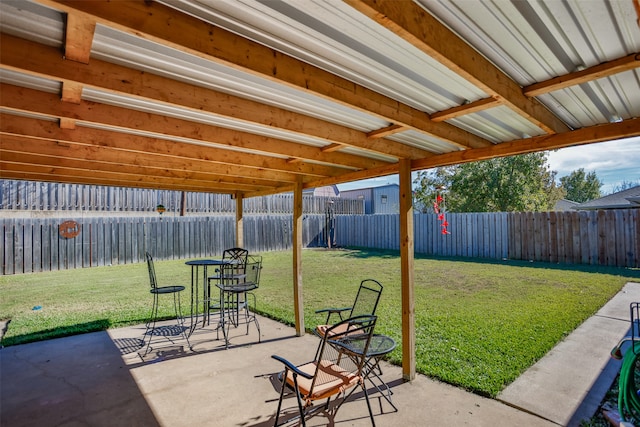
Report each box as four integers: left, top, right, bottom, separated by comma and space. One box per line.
337, 136, 640, 195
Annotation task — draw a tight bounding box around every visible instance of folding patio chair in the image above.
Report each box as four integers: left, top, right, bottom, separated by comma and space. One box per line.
315, 279, 383, 339
271, 314, 378, 426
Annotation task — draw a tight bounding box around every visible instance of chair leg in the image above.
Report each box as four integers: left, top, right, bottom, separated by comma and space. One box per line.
274, 368, 288, 427
361, 381, 376, 427
174, 291, 191, 349
274, 370, 306, 427
292, 374, 306, 427
245, 292, 261, 341
143, 292, 159, 355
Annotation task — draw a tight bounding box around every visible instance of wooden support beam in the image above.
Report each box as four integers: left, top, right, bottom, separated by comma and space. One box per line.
35, 0, 491, 150
0, 114, 297, 186
61, 81, 83, 104
292, 177, 304, 336
0, 84, 346, 179
59, 117, 76, 129
431, 97, 502, 122
1, 33, 431, 160
0, 83, 376, 174
524, 53, 640, 97
367, 124, 406, 138
235, 193, 244, 248
399, 158, 415, 381
412, 118, 640, 171
64, 12, 95, 64
320, 143, 345, 153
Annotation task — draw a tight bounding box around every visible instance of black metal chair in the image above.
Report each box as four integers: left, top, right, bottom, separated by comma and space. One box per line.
143, 252, 190, 355
271, 315, 378, 427
214, 254, 262, 347
315, 279, 383, 336
206, 248, 249, 321
208, 247, 249, 283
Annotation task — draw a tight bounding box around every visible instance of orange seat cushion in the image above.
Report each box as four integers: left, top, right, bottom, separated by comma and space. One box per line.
285, 360, 359, 402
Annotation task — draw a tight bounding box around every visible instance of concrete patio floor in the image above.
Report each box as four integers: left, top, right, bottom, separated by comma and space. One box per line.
2, 281, 639, 427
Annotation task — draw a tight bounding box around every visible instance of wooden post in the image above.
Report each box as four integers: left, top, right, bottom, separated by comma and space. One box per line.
179, 191, 186, 217
293, 179, 305, 336
399, 158, 416, 381
235, 193, 243, 248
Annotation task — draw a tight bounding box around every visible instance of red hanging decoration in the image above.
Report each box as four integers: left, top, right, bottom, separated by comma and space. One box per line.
434, 186, 450, 235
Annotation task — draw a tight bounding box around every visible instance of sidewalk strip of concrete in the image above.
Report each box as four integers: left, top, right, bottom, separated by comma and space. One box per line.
497, 281, 640, 426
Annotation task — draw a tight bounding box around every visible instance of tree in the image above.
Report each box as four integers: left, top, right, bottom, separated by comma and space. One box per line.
413, 152, 564, 212
611, 180, 640, 194
559, 169, 602, 202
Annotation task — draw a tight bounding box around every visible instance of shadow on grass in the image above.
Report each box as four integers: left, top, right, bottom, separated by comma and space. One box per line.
337, 246, 640, 280
1, 319, 112, 347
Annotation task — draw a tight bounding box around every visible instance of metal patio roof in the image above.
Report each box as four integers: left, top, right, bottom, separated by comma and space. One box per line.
1, 0, 639, 196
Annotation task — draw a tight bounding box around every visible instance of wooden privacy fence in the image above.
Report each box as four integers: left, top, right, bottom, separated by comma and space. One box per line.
0, 180, 363, 215
1, 215, 327, 275
2, 210, 638, 274
334, 210, 639, 268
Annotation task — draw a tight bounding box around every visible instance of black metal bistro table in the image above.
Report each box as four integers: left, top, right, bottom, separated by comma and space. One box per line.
363, 334, 397, 411
333, 333, 398, 411
184, 259, 228, 335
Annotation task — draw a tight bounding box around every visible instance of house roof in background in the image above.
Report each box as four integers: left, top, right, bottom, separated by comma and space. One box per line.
1, 0, 639, 197
575, 185, 640, 210
553, 199, 579, 211
340, 183, 400, 194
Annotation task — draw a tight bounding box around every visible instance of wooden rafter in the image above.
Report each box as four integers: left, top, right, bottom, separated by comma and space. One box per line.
412, 118, 640, 170
0, 84, 377, 174
524, 52, 640, 97
0, 114, 318, 186
63, 12, 95, 64
33, 0, 492, 150
306, 118, 640, 191
0, 33, 431, 161
431, 97, 503, 122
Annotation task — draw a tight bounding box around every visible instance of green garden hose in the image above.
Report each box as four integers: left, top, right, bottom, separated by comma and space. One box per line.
619, 341, 640, 423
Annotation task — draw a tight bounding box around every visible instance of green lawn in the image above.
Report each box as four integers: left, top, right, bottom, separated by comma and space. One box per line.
1, 248, 638, 397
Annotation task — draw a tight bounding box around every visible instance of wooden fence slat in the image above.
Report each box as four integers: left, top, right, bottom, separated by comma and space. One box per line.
2, 210, 639, 274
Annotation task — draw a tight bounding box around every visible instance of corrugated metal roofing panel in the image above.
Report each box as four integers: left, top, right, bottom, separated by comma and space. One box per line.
169, 0, 488, 112
0, 0, 63, 47
387, 130, 461, 155
0, 0, 637, 195
0, 69, 61, 94
92, 24, 390, 133
450, 106, 548, 143
419, 0, 640, 130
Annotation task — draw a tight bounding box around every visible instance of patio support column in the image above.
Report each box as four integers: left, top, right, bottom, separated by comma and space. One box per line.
399, 158, 416, 381
292, 178, 305, 336
235, 193, 243, 248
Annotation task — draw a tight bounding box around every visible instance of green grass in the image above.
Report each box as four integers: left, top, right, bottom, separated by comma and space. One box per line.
1, 248, 638, 397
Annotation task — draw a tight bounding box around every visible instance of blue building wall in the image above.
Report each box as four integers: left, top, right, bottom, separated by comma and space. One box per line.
340, 184, 399, 214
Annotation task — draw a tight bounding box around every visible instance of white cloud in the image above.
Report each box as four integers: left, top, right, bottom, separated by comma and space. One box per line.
547, 137, 640, 193
337, 137, 640, 194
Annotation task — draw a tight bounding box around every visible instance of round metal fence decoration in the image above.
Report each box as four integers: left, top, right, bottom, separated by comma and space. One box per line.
156, 204, 166, 215
59, 220, 81, 239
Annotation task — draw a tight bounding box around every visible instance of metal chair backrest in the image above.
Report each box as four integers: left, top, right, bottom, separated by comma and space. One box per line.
349, 279, 383, 318
244, 255, 262, 286
219, 254, 262, 287
145, 252, 158, 290
222, 247, 249, 265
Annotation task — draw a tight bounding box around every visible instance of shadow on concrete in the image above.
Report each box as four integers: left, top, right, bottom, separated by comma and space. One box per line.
0, 330, 161, 427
